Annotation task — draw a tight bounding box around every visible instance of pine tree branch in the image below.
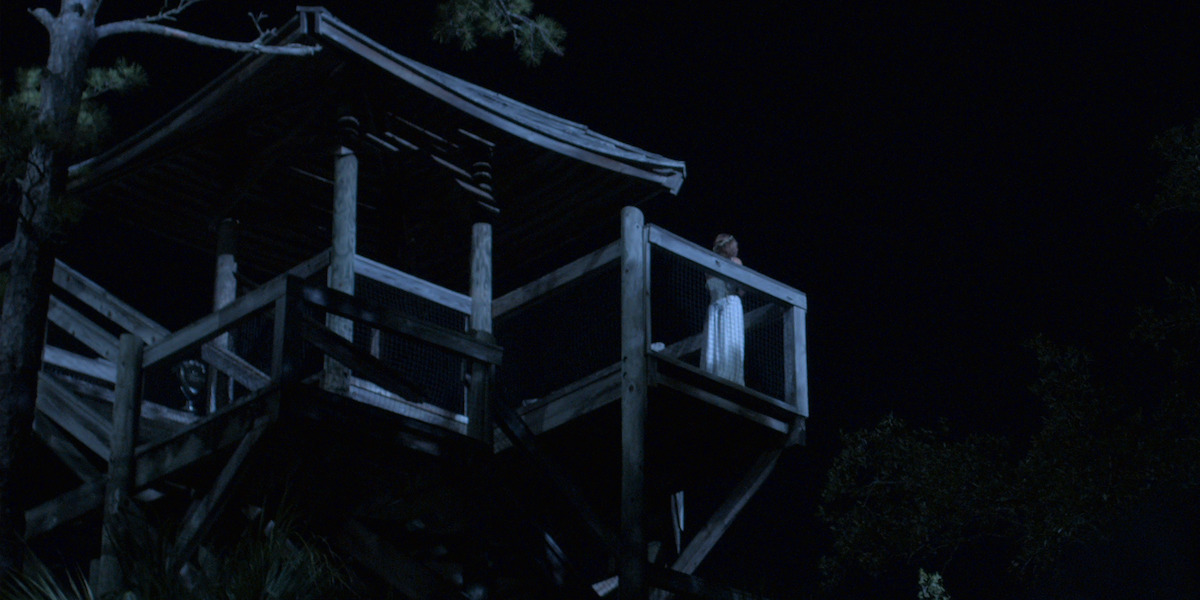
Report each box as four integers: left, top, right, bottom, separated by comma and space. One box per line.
94, 21, 321, 56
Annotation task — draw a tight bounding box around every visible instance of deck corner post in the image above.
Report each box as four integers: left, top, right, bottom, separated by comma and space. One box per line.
324, 135, 358, 394
92, 333, 144, 596
209, 217, 238, 412
468, 222, 494, 445
782, 304, 808, 418
620, 206, 649, 600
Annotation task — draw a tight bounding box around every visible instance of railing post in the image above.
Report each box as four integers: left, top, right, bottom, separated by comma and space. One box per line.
209, 217, 238, 412
272, 276, 303, 385
783, 304, 808, 418
620, 206, 649, 600
468, 222, 493, 445
92, 334, 143, 596
325, 119, 358, 394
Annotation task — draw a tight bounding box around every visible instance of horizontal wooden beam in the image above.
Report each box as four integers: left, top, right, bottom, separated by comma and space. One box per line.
201, 343, 270, 391
298, 282, 501, 365
299, 316, 426, 403
33, 413, 103, 482
43, 346, 117, 384
36, 373, 112, 460
494, 241, 619, 316
659, 304, 782, 360
25, 478, 106, 539
47, 296, 120, 361
647, 226, 806, 309
353, 254, 471, 315
142, 274, 286, 369
650, 373, 788, 434
647, 565, 762, 600
133, 386, 280, 489
52, 260, 170, 344
495, 365, 621, 451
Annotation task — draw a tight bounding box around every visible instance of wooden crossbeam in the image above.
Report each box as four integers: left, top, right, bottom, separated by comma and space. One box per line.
42, 346, 117, 384
298, 282, 499, 365
299, 315, 427, 403
647, 565, 763, 600
36, 373, 112, 460
658, 304, 782, 360
33, 413, 103, 482
170, 420, 269, 571
134, 385, 281, 489
25, 478, 106, 539
201, 343, 270, 391
52, 260, 170, 344
47, 296, 120, 361
492, 396, 620, 557
494, 241, 619, 317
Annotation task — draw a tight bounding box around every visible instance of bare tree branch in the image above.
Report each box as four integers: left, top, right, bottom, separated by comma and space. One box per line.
28, 7, 54, 30
129, 0, 205, 24
94, 21, 320, 56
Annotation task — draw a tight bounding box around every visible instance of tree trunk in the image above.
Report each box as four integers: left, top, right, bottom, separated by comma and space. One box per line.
0, 3, 97, 576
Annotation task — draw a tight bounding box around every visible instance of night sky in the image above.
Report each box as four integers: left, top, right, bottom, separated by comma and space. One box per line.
6, 1, 1200, 596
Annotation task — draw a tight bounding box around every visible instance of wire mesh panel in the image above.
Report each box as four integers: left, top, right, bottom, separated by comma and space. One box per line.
494, 261, 621, 407
350, 272, 471, 415
650, 245, 787, 401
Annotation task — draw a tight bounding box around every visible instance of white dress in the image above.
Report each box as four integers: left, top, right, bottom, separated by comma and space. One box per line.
701, 277, 744, 385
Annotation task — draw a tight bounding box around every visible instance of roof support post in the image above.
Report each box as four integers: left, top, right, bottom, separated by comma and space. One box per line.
620, 206, 649, 600
467, 222, 493, 445
91, 334, 143, 597
208, 218, 238, 413
324, 119, 359, 394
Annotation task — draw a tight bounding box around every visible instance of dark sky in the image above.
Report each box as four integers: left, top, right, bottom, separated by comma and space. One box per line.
6, 1, 1200, 596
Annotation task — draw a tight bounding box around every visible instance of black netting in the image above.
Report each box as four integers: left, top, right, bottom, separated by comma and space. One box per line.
650, 245, 787, 401
350, 273, 470, 415
494, 261, 621, 406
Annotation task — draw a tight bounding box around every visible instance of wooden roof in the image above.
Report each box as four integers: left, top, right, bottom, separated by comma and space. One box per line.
67, 6, 686, 292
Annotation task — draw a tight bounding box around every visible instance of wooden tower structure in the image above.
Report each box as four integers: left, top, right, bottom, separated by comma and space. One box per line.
3, 7, 808, 599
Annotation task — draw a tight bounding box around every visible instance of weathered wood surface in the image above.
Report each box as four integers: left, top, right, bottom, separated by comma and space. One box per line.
493, 240, 619, 317
347, 377, 468, 435
651, 354, 800, 425
494, 365, 621, 452
299, 282, 501, 365
647, 565, 761, 600
170, 420, 267, 571
658, 304, 782, 360
782, 305, 808, 417
25, 478, 107, 539
43, 346, 117, 384
33, 413, 103, 482
651, 374, 787, 435
37, 373, 113, 460
354, 253, 472, 315
299, 315, 426, 403
96, 335, 145, 596
52, 260, 170, 344
646, 225, 806, 309
468, 222, 493, 443
201, 342, 270, 391
142, 274, 286, 370
670, 449, 782, 576
47, 296, 120, 361
492, 395, 620, 557
133, 385, 281, 490
324, 144, 358, 393
620, 206, 649, 600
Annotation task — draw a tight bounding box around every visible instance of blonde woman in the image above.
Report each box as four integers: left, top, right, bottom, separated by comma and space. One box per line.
701, 234, 744, 385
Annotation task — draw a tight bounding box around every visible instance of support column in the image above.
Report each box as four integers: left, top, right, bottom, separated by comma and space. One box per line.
92, 334, 144, 596
620, 206, 648, 600
467, 222, 493, 445
324, 121, 358, 394
783, 304, 808, 418
209, 218, 237, 412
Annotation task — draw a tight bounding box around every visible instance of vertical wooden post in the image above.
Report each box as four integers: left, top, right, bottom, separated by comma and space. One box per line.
92, 334, 143, 596
324, 131, 358, 393
620, 206, 648, 600
782, 304, 808, 417
209, 217, 238, 412
467, 222, 493, 445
